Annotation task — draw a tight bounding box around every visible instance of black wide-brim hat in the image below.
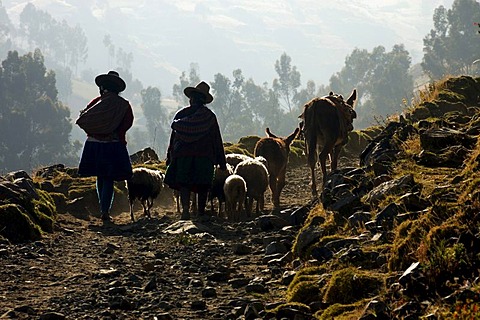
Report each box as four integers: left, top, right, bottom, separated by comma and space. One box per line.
184, 81, 213, 104
95, 70, 126, 92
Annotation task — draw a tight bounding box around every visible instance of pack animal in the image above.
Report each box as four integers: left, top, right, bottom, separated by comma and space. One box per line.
126, 167, 165, 222
299, 90, 357, 196
254, 127, 299, 209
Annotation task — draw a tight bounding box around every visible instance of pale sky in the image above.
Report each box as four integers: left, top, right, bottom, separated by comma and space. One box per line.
4, 0, 456, 93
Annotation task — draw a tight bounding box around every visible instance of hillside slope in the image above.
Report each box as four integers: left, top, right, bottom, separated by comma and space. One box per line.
1, 75, 480, 319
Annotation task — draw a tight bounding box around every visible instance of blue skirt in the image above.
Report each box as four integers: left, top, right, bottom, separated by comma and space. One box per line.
78, 141, 133, 181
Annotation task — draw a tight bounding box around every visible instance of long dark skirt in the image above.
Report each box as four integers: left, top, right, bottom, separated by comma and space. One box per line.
78, 140, 132, 181
164, 156, 214, 193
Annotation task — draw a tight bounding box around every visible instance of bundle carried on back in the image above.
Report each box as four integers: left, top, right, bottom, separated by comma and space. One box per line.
75, 92, 129, 135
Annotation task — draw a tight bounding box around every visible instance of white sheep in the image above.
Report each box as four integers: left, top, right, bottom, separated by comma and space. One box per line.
226, 153, 252, 170
223, 174, 247, 222
208, 164, 233, 216
233, 156, 269, 216
126, 167, 164, 222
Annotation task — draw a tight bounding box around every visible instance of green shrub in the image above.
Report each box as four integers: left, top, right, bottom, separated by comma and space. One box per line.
323, 267, 384, 305
0, 204, 42, 242
287, 280, 321, 305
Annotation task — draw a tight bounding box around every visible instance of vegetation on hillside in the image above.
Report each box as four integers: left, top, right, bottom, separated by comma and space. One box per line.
284, 75, 480, 319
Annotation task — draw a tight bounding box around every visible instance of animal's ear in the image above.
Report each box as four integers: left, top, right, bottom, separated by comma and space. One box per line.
286, 127, 300, 145
346, 89, 357, 107
329, 91, 334, 96
266, 127, 278, 138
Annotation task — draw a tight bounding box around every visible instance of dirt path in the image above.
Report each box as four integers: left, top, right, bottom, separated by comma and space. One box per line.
0, 164, 318, 319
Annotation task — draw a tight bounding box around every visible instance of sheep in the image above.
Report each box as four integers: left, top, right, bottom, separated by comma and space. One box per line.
233, 156, 269, 216
208, 164, 234, 216
226, 153, 252, 170
223, 174, 247, 222
126, 167, 164, 222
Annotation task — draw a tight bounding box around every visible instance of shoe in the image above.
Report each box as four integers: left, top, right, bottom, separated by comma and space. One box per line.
181, 211, 190, 220
101, 212, 112, 221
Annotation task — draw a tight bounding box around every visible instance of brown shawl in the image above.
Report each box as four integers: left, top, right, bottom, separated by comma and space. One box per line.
76, 93, 129, 135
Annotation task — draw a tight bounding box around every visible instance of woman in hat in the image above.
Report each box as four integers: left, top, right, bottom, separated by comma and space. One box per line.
164, 81, 227, 220
77, 70, 134, 222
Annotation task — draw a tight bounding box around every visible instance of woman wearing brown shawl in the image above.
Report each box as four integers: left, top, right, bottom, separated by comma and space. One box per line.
76, 71, 134, 222
164, 81, 227, 220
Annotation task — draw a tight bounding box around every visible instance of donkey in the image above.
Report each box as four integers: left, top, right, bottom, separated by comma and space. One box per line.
254, 127, 300, 209
299, 90, 357, 197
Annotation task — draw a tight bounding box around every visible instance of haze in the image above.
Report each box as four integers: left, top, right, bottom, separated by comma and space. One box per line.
4, 0, 455, 95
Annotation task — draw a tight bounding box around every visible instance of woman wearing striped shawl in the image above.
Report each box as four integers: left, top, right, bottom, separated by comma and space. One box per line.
164, 81, 227, 220
76, 71, 134, 222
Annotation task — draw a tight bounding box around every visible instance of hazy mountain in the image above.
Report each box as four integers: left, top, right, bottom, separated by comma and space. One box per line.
5, 0, 454, 95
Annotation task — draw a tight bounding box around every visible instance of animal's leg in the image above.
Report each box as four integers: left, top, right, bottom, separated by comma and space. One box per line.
257, 194, 265, 214
318, 142, 335, 188
236, 193, 244, 222
141, 199, 149, 218
146, 197, 153, 218
331, 145, 342, 171
306, 136, 318, 197
219, 200, 223, 217
269, 174, 279, 208
129, 199, 135, 222
210, 194, 215, 215
174, 191, 180, 213
274, 168, 287, 209
191, 193, 198, 213
245, 197, 253, 217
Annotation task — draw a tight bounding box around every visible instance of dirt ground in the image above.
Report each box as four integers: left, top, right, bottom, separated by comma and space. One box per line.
0, 164, 319, 320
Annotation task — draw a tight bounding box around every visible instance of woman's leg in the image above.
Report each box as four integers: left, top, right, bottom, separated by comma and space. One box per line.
97, 176, 115, 220
180, 186, 191, 220
197, 190, 208, 215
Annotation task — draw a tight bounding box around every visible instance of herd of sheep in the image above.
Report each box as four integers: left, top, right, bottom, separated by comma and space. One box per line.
126, 128, 299, 222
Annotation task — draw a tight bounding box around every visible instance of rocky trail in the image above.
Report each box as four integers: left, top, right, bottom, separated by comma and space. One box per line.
0, 165, 319, 320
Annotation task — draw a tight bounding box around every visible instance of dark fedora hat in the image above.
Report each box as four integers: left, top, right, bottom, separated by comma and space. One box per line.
184, 81, 213, 104
95, 70, 126, 92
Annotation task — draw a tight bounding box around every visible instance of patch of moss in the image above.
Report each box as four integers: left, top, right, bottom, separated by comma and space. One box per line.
315, 301, 365, 320
343, 129, 377, 157
287, 274, 321, 297
292, 206, 340, 260
36, 189, 56, 217
289, 139, 306, 167
441, 76, 480, 105
323, 267, 384, 305
267, 302, 311, 318
224, 143, 253, 157
388, 214, 433, 272
0, 204, 42, 243
68, 179, 96, 199
420, 222, 472, 283
287, 279, 322, 304
237, 135, 261, 154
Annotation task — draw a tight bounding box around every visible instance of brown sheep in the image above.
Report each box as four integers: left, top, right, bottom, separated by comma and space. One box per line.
254, 127, 299, 209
